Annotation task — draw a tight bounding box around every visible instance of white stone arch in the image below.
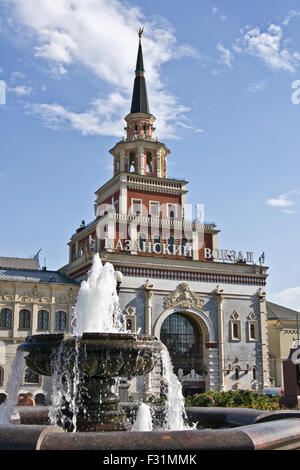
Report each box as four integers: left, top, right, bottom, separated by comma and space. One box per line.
154, 306, 216, 342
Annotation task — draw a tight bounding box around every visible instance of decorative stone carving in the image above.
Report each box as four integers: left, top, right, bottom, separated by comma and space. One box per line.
231, 311, 240, 320
20, 286, 51, 304
143, 279, 153, 291
57, 289, 77, 305
0, 289, 13, 301
257, 287, 266, 299
178, 368, 203, 381
164, 283, 204, 310
125, 305, 136, 316
248, 311, 256, 321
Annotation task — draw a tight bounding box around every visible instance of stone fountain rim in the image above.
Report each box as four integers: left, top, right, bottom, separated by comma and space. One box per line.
18, 332, 164, 354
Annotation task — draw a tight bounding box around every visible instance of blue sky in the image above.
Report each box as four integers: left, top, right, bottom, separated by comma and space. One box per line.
0, 0, 300, 310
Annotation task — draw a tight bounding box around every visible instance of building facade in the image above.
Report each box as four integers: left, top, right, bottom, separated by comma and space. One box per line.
267, 301, 300, 388
0, 256, 79, 405
59, 34, 270, 397
0, 34, 276, 403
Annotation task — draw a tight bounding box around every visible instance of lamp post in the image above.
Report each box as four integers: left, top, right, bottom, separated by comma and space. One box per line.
115, 271, 123, 296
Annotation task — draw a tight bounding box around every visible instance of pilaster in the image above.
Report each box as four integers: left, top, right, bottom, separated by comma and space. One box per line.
258, 288, 271, 390
215, 285, 225, 391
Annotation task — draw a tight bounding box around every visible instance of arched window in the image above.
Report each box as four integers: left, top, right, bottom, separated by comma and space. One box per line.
168, 236, 175, 254
250, 323, 255, 340
139, 233, 147, 250
24, 368, 40, 384
55, 311, 67, 331
235, 367, 240, 380
38, 310, 49, 331
146, 152, 153, 173
129, 152, 136, 172
0, 366, 4, 384
253, 366, 257, 381
0, 308, 12, 329
0, 393, 6, 405
126, 319, 132, 331
233, 323, 239, 339
35, 393, 46, 405
19, 309, 31, 329
231, 312, 241, 341
153, 233, 160, 244
160, 313, 203, 376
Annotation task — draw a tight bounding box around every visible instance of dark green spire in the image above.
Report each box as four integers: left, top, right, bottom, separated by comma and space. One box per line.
130, 30, 150, 114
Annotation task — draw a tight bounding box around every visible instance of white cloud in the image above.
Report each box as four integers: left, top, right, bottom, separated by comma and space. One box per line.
282, 10, 300, 26
266, 190, 300, 213
6, 0, 199, 138
269, 287, 300, 312
235, 24, 300, 72
216, 43, 233, 68
9, 85, 33, 96
244, 80, 266, 94
10, 71, 25, 82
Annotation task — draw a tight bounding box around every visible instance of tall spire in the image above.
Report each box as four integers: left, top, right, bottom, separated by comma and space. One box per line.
130, 28, 150, 114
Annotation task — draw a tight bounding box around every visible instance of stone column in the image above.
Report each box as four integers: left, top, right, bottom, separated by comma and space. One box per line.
119, 175, 127, 215
143, 280, 154, 397
156, 150, 162, 178
120, 149, 125, 172
215, 286, 225, 391
32, 303, 38, 335
50, 303, 56, 333
258, 288, 270, 391
12, 297, 19, 340
138, 144, 145, 175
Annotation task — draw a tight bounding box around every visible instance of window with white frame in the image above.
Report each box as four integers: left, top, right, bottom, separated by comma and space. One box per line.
167, 203, 176, 218
131, 199, 142, 215
248, 312, 258, 341
231, 311, 241, 341
150, 201, 160, 217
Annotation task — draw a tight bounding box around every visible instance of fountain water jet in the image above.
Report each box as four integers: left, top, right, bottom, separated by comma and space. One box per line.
0, 350, 24, 425
132, 403, 153, 431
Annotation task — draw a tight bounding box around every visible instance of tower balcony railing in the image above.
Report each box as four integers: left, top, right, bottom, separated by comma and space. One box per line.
98, 211, 217, 232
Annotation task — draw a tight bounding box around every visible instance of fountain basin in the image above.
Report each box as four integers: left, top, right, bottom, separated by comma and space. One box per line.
2, 407, 300, 450
18, 333, 163, 432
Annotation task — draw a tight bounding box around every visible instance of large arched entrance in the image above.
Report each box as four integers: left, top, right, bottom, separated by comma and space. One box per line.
160, 312, 206, 396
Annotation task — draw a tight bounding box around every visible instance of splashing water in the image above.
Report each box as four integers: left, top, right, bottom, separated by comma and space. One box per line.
133, 403, 153, 431
50, 254, 124, 431
161, 348, 190, 431
49, 340, 85, 432
0, 350, 24, 424
72, 254, 124, 336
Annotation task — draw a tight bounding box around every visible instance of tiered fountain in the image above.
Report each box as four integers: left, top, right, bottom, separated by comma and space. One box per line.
18, 255, 164, 432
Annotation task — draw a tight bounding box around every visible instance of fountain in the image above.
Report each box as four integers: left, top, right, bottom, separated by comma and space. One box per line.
2, 253, 300, 451
17, 254, 164, 432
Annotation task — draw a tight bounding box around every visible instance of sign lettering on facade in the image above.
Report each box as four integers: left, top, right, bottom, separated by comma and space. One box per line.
104, 238, 254, 262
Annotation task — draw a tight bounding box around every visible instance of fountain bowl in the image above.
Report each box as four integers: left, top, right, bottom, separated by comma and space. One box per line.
18, 332, 163, 432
